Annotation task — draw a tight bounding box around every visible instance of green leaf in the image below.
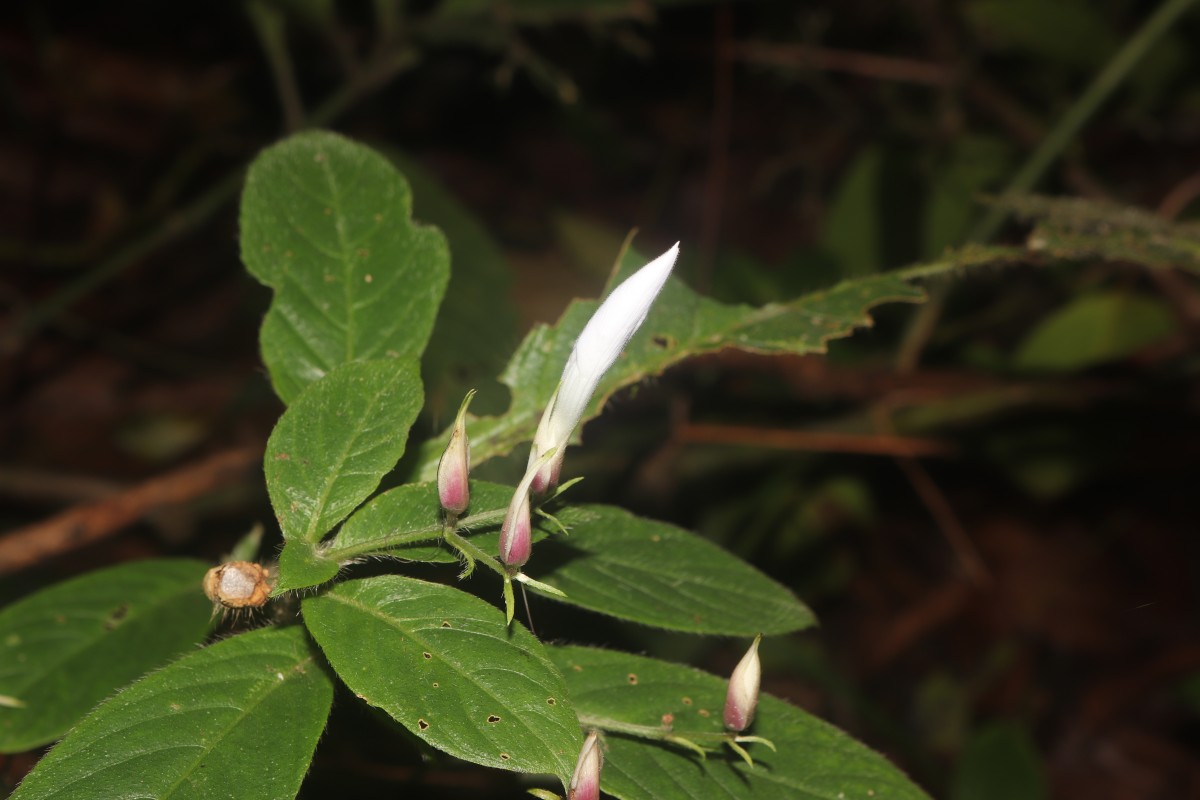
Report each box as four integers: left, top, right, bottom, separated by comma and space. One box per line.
525, 504, 814, 635
411, 242, 1012, 481
240, 130, 449, 403
327, 484, 812, 635
999, 194, 1200, 273
11, 625, 332, 800
265, 358, 423, 543
302, 576, 580, 786
822, 146, 886, 278
329, 480, 518, 564
549, 645, 932, 800
0, 558, 213, 753
275, 539, 340, 594
965, 0, 1116, 71
1013, 291, 1176, 372
950, 722, 1046, 800
387, 151, 517, 421
822, 146, 922, 277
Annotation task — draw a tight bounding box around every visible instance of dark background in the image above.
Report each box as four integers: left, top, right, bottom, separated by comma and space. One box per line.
2, 1, 1199, 798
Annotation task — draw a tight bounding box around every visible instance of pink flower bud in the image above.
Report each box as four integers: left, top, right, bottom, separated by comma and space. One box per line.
724, 634, 762, 732
499, 491, 532, 567
437, 390, 474, 516
499, 445, 557, 569
568, 730, 603, 800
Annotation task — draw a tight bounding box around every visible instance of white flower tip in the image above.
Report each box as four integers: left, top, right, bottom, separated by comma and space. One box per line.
526, 241, 681, 494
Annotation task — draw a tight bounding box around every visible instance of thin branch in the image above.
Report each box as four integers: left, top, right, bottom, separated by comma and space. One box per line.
730, 40, 954, 86
0, 447, 261, 575
677, 422, 956, 459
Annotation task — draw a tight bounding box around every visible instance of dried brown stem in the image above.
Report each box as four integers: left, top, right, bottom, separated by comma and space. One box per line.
677, 422, 956, 459
0, 446, 261, 575
730, 40, 954, 86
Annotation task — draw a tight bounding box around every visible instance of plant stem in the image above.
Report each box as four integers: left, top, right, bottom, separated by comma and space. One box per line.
1, 171, 244, 354
443, 526, 507, 579
575, 713, 730, 749
321, 505, 508, 562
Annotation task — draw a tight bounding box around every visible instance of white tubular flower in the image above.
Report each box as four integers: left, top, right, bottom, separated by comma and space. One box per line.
568, 730, 604, 800
724, 634, 762, 732
528, 243, 679, 493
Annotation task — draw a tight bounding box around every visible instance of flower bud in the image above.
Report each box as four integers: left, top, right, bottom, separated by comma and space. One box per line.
499, 446, 556, 569
528, 243, 678, 493
437, 390, 475, 516
724, 634, 762, 732
499, 491, 532, 567
568, 730, 603, 800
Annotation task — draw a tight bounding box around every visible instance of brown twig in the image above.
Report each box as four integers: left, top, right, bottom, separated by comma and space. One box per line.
730, 40, 955, 86
0, 446, 261, 575
872, 407, 992, 587
1157, 168, 1200, 221
0, 467, 120, 505
677, 422, 956, 459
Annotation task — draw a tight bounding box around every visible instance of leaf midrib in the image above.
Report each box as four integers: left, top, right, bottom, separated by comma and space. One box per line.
300, 366, 405, 542
318, 588, 573, 777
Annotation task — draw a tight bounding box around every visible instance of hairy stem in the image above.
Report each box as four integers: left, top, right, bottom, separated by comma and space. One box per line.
321, 505, 508, 563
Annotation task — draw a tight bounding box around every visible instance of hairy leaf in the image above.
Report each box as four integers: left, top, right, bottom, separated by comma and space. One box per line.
302, 576, 579, 786
0, 559, 212, 753
999, 194, 1200, 273
11, 626, 332, 800
275, 539, 340, 594
549, 645, 932, 800
265, 358, 423, 543
241, 130, 449, 403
